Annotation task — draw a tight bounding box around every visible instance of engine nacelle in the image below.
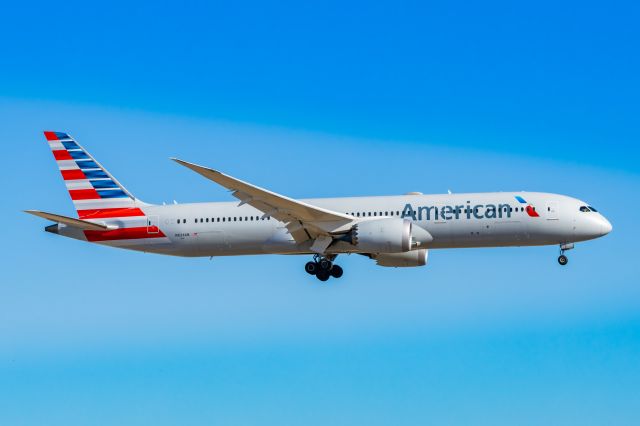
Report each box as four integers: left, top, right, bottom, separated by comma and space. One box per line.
349, 218, 433, 253
373, 249, 428, 267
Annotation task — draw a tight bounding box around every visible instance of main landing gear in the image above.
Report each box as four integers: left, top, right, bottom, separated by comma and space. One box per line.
305, 254, 343, 281
558, 243, 574, 266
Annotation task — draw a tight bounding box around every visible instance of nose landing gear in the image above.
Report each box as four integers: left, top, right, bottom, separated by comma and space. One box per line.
558, 243, 574, 266
304, 254, 343, 281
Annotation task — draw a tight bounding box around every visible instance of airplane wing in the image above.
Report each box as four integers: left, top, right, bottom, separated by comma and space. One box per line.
24, 210, 112, 231
171, 158, 355, 246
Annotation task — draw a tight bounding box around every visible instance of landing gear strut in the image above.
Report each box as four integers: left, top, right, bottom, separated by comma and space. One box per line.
558, 243, 574, 266
304, 254, 343, 281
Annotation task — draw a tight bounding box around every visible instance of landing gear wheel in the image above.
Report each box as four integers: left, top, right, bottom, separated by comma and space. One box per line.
319, 259, 332, 270
330, 265, 343, 278
316, 269, 330, 282
558, 255, 568, 266
305, 261, 318, 275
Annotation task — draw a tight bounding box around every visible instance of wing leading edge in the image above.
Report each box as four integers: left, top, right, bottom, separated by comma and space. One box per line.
171, 158, 355, 246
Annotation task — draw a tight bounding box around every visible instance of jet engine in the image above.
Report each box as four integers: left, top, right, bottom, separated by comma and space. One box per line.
346, 218, 433, 253
372, 249, 428, 267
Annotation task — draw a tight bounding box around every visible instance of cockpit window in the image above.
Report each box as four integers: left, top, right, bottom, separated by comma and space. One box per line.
579, 206, 590, 212
588, 206, 598, 212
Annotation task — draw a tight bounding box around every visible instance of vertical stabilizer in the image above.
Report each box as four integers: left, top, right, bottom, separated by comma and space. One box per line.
43, 131, 149, 219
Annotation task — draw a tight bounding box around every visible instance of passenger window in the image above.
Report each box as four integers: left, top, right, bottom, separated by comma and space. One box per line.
206, 218, 209, 222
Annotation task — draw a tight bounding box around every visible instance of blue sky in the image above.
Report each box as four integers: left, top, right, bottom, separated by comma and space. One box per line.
1, 1, 639, 425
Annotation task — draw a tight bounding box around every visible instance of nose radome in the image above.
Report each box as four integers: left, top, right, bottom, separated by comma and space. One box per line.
600, 217, 612, 236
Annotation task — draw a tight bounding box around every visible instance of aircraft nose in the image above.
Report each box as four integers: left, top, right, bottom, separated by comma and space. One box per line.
600, 216, 612, 236
576, 213, 612, 241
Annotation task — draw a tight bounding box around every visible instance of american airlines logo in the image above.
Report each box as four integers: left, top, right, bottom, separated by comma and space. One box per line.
515, 195, 540, 217
400, 196, 539, 221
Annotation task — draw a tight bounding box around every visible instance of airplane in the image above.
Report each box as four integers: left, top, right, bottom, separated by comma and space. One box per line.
26, 131, 612, 281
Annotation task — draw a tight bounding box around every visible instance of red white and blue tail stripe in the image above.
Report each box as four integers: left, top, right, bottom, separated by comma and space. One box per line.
42, 131, 170, 245
43, 131, 148, 219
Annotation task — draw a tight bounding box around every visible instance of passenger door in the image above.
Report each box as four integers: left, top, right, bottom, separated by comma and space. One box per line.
546, 202, 559, 220
146, 215, 160, 234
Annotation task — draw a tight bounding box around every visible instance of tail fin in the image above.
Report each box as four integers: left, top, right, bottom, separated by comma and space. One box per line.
43, 131, 147, 219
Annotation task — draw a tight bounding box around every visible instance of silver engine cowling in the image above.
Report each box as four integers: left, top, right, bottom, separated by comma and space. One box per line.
372, 249, 428, 267
347, 218, 433, 253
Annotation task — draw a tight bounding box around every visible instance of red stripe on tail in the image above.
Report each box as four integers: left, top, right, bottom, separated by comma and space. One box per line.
78, 207, 146, 219
69, 189, 101, 200
52, 150, 72, 161
44, 131, 58, 141
61, 169, 87, 180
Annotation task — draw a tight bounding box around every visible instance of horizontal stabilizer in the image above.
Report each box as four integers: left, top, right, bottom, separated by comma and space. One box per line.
24, 210, 111, 231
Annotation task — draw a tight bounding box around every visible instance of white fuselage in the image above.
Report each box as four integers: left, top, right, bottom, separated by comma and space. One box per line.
53, 191, 612, 257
